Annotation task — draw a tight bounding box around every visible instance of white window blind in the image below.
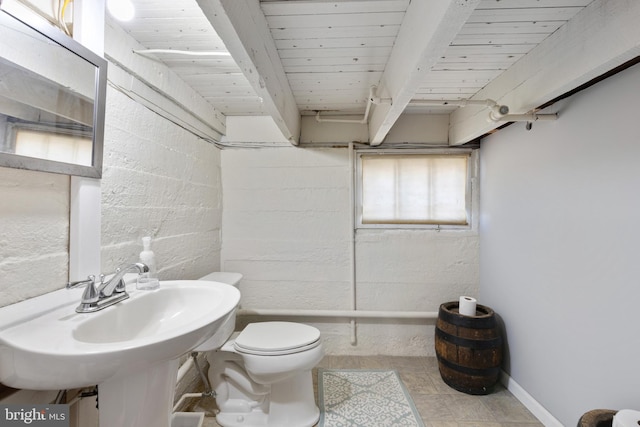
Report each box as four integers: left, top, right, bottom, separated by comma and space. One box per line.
360, 154, 469, 225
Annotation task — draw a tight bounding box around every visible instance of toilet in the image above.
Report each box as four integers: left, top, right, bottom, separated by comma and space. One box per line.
196, 272, 324, 427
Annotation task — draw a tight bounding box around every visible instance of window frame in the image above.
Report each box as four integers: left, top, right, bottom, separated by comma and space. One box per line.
8, 121, 93, 166
355, 148, 475, 230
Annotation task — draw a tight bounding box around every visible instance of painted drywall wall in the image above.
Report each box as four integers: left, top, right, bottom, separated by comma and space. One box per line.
480, 63, 640, 425
221, 147, 479, 355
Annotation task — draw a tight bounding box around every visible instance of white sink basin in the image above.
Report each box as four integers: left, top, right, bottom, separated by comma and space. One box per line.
0, 279, 240, 427
0, 280, 239, 389
73, 285, 224, 344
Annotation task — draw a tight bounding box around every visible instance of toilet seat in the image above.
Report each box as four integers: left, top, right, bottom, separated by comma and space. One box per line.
234, 322, 321, 356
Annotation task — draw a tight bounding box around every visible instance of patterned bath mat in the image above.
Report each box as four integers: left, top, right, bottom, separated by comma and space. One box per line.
317, 369, 425, 427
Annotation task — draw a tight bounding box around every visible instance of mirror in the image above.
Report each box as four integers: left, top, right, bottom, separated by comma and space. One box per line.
0, 0, 107, 178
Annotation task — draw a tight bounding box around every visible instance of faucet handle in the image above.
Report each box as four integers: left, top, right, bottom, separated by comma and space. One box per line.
66, 275, 96, 290
79, 275, 100, 304
113, 269, 128, 293
67, 275, 99, 304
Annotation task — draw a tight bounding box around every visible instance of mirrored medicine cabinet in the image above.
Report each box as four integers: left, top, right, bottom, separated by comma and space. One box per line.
0, 0, 107, 178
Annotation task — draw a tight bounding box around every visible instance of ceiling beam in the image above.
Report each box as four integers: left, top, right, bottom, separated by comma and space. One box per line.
196, 0, 301, 145
448, 0, 640, 145
368, 0, 481, 146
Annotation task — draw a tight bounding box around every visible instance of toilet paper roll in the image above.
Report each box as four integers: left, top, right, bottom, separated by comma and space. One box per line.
459, 296, 477, 316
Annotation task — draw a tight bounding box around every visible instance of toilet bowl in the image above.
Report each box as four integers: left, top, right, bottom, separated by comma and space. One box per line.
196, 273, 324, 427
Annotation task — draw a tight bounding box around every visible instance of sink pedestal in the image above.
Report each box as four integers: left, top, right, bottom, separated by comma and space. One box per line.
99, 359, 179, 427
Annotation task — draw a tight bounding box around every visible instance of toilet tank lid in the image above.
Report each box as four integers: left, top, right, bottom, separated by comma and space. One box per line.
235, 321, 320, 352
199, 272, 243, 286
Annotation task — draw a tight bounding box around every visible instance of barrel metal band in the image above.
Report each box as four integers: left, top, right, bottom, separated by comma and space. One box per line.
436, 354, 502, 377
435, 327, 503, 350
438, 306, 497, 328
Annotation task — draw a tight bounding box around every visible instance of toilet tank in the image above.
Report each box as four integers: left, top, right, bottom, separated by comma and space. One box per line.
199, 272, 243, 287
194, 272, 243, 351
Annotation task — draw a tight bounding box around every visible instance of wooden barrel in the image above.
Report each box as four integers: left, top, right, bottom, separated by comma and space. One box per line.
577, 409, 616, 427
435, 301, 503, 395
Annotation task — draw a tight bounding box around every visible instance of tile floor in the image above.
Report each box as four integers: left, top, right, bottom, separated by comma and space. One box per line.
186, 356, 543, 427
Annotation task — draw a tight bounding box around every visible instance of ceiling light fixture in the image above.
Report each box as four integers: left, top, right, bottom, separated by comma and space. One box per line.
107, 0, 135, 22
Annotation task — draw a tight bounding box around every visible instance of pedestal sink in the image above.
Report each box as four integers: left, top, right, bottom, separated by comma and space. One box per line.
0, 280, 240, 427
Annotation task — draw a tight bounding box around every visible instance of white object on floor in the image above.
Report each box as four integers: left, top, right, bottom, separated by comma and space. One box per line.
171, 412, 204, 427
613, 409, 640, 427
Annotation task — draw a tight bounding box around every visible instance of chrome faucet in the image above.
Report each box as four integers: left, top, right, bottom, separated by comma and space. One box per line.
99, 262, 148, 297
67, 262, 149, 313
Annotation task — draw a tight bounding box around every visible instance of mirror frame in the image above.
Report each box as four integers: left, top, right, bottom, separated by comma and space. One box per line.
0, 0, 107, 178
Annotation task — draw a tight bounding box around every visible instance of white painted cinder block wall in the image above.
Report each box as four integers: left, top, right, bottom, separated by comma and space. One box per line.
222, 147, 479, 356
480, 62, 640, 426
0, 21, 223, 307
100, 85, 222, 279
0, 168, 69, 306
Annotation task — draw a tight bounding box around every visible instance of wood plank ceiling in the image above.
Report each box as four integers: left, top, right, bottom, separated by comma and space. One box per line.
119, 0, 267, 115
413, 0, 589, 114
262, 0, 409, 115
117, 0, 640, 145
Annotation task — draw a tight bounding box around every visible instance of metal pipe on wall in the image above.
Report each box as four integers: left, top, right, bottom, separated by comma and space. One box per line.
176, 356, 194, 383
238, 308, 438, 320
488, 112, 558, 122
348, 142, 357, 345
408, 98, 557, 123
315, 86, 376, 124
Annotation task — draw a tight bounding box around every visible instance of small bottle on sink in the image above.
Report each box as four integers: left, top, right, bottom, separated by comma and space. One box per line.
137, 236, 159, 290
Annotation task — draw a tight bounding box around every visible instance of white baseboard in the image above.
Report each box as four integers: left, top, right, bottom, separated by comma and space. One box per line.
500, 370, 564, 427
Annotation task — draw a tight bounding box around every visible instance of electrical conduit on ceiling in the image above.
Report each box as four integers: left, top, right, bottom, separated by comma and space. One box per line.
407, 98, 558, 123
314, 91, 557, 127
315, 86, 379, 125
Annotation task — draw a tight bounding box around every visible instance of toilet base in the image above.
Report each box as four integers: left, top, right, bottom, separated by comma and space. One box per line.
217, 409, 319, 427
216, 411, 267, 427
214, 370, 319, 427
266, 370, 319, 427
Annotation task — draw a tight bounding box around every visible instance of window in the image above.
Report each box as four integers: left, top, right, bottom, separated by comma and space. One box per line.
15, 128, 92, 166
357, 152, 471, 228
